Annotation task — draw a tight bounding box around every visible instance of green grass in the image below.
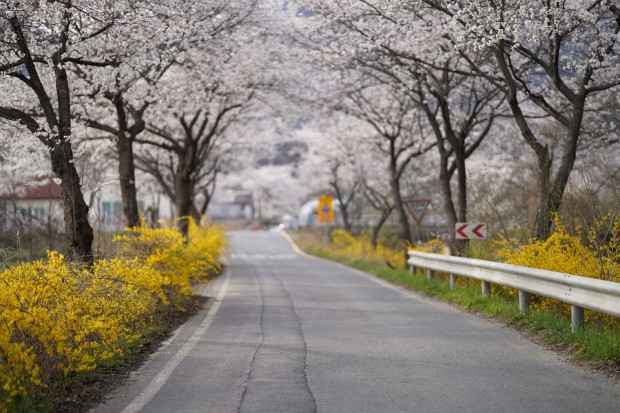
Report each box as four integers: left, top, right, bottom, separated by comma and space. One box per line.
298, 240, 620, 367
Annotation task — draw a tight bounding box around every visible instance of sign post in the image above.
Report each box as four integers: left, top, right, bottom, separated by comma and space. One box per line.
403, 199, 431, 242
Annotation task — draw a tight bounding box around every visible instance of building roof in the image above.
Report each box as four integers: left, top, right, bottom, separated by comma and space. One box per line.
0, 176, 62, 200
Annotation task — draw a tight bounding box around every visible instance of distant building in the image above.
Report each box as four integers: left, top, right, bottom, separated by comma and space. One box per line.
207, 188, 254, 220
0, 176, 156, 233
0, 176, 63, 231
91, 197, 125, 231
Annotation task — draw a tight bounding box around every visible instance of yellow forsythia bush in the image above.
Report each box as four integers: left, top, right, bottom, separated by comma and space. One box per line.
410, 239, 446, 254
0, 219, 225, 410
114, 219, 225, 306
330, 229, 406, 268
497, 214, 620, 329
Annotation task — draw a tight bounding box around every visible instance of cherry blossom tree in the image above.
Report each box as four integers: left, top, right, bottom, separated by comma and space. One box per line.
131, 3, 265, 235
339, 82, 435, 244
411, 0, 620, 239
135, 93, 248, 235
292, 1, 503, 251
0, 1, 145, 262
72, 1, 253, 229
377, 44, 504, 252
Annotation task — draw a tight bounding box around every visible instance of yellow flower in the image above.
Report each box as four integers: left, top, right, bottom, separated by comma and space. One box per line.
497, 214, 619, 329
0, 218, 225, 405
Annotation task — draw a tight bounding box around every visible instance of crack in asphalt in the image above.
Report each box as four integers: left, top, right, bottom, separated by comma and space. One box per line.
236, 260, 317, 413
265, 263, 317, 413
237, 265, 265, 413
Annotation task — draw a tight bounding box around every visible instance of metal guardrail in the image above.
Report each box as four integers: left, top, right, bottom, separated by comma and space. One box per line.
407, 251, 620, 332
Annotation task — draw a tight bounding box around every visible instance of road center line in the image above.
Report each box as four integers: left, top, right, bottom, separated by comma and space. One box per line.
121, 270, 231, 413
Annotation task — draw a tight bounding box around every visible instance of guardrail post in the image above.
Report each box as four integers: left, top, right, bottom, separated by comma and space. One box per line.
571, 305, 584, 332
427, 269, 435, 280
450, 274, 457, 290
409, 264, 416, 275
518, 290, 530, 313
481, 281, 491, 296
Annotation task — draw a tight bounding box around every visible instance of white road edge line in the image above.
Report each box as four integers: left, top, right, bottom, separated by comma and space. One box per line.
278, 230, 447, 307
121, 270, 231, 413
277, 229, 312, 258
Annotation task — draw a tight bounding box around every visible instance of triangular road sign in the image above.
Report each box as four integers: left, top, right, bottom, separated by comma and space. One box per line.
403, 199, 431, 224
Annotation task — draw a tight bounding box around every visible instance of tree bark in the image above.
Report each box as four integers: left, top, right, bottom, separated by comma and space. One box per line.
370, 206, 393, 249
438, 148, 458, 246
422, 103, 458, 252
544, 95, 586, 237
117, 133, 141, 228
391, 176, 412, 245
55, 80, 94, 262
176, 173, 193, 237
534, 147, 553, 240
50, 141, 94, 263
340, 198, 352, 232
190, 203, 202, 223
494, 43, 586, 240
80, 95, 144, 230
112, 94, 143, 228
494, 44, 549, 239
453, 143, 469, 254
331, 175, 357, 233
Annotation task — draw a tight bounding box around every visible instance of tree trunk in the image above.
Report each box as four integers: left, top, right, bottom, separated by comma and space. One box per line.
54, 47, 94, 264
334, 187, 354, 232
117, 132, 141, 228
190, 203, 202, 224
453, 144, 469, 255
438, 147, 457, 246
494, 42, 585, 241
370, 207, 393, 249
542, 95, 585, 238
113, 94, 142, 228
199, 189, 213, 216
423, 99, 460, 251
524, 98, 583, 241
50, 141, 94, 263
532, 145, 552, 240
340, 203, 352, 232
176, 173, 193, 237
390, 177, 412, 245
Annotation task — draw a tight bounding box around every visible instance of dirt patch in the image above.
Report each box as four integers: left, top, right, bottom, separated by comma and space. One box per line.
593, 359, 620, 378
52, 294, 209, 413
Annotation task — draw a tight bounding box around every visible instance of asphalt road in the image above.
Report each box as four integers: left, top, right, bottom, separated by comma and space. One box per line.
92, 231, 619, 413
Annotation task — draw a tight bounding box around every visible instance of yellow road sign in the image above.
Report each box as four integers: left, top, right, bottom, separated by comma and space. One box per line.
318, 196, 334, 223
